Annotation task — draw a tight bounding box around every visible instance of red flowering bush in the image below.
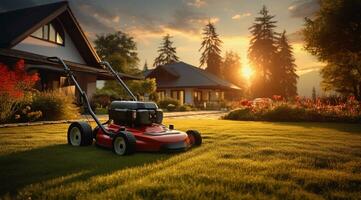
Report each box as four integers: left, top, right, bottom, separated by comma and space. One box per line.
0, 60, 40, 123
0, 59, 39, 98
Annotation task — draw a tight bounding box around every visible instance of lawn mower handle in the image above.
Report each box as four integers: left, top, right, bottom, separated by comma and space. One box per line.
46, 57, 115, 137
99, 61, 137, 101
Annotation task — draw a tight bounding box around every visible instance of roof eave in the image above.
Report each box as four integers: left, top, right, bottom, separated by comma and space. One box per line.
8, 3, 68, 48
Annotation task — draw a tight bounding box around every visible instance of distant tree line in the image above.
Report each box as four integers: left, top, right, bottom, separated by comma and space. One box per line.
151, 6, 298, 99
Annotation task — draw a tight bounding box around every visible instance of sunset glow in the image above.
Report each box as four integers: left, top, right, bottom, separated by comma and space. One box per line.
241, 64, 254, 80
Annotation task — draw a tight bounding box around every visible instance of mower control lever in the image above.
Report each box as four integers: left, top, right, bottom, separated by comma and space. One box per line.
46, 56, 113, 137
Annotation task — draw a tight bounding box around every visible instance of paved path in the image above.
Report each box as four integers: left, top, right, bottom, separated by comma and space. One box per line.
0, 111, 227, 128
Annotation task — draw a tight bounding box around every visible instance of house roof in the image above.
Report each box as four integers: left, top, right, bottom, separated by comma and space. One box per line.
0, 1, 100, 67
0, 1, 142, 80
0, 47, 142, 80
146, 62, 241, 91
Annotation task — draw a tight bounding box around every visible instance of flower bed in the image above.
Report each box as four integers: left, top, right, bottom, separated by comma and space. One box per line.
223, 96, 361, 123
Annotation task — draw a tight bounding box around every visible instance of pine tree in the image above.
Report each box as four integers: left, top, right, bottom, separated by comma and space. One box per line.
248, 5, 278, 97
312, 86, 317, 101
199, 21, 223, 77
275, 31, 298, 97
143, 60, 149, 72
153, 34, 179, 67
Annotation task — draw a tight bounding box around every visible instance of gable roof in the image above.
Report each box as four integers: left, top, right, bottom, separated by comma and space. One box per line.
146, 62, 241, 91
0, 1, 100, 67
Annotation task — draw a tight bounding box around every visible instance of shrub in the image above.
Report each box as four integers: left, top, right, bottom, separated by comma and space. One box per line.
31, 91, 79, 121
158, 98, 180, 110
0, 60, 39, 123
11, 93, 43, 123
91, 89, 120, 109
262, 105, 309, 122
223, 108, 256, 121
167, 104, 176, 112
95, 107, 108, 114
179, 104, 193, 112
223, 99, 361, 123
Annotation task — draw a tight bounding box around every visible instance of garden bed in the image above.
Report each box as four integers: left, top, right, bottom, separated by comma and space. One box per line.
223, 97, 361, 123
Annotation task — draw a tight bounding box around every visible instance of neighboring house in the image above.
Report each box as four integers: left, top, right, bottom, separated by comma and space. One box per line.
145, 62, 241, 106
0, 1, 138, 100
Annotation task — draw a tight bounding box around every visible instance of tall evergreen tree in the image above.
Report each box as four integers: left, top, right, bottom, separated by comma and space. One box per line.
275, 31, 298, 97
143, 60, 149, 72
248, 6, 278, 97
153, 34, 179, 67
312, 86, 317, 101
199, 21, 223, 77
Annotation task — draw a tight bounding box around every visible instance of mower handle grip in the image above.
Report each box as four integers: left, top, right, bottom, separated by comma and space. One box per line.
46, 57, 60, 63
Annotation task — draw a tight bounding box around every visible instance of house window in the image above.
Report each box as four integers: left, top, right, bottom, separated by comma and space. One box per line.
31, 20, 65, 45
171, 90, 185, 105
157, 90, 166, 100
193, 91, 202, 102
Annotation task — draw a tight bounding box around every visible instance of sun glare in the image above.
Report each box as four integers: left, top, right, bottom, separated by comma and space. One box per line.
241, 65, 254, 80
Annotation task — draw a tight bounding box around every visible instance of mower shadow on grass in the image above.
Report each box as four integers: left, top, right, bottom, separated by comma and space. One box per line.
0, 143, 172, 196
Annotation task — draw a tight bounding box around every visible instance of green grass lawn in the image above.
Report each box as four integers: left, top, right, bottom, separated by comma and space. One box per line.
0, 119, 361, 200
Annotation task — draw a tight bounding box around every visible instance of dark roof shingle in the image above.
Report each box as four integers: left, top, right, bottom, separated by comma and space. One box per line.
147, 62, 241, 91
0, 1, 67, 48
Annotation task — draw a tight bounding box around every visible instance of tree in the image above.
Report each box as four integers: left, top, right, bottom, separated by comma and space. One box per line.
248, 5, 279, 97
222, 51, 243, 87
199, 21, 223, 77
303, 0, 361, 100
153, 34, 179, 67
142, 60, 149, 72
95, 31, 154, 100
312, 86, 317, 101
275, 31, 298, 97
94, 31, 139, 74
222, 51, 244, 100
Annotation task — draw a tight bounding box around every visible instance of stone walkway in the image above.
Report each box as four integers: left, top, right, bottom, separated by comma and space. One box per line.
0, 111, 227, 128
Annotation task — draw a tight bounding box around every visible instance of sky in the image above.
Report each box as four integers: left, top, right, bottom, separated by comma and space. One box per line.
0, 0, 324, 75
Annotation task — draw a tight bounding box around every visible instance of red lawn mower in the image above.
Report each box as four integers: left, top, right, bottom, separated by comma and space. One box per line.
47, 57, 202, 155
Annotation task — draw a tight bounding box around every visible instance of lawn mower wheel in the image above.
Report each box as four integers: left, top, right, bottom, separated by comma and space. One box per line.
67, 122, 93, 146
112, 131, 136, 155
186, 130, 202, 146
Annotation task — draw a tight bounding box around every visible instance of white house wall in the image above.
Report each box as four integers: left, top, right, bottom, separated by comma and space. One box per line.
12, 30, 86, 64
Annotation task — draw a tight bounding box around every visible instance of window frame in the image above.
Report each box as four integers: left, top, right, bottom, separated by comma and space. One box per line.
30, 19, 65, 46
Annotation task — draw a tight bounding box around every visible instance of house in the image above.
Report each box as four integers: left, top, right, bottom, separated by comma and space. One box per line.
0, 1, 139, 100
145, 62, 241, 107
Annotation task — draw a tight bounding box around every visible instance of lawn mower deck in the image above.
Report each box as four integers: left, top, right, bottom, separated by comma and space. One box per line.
95, 123, 197, 152
48, 57, 202, 156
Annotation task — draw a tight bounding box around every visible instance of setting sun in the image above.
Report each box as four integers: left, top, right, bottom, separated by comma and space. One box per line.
241, 65, 254, 80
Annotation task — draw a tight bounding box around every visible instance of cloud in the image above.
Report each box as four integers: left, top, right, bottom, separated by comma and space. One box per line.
287, 30, 304, 43
187, 0, 206, 8
127, 6, 219, 44
231, 12, 251, 20
288, 0, 320, 18
68, 1, 120, 38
